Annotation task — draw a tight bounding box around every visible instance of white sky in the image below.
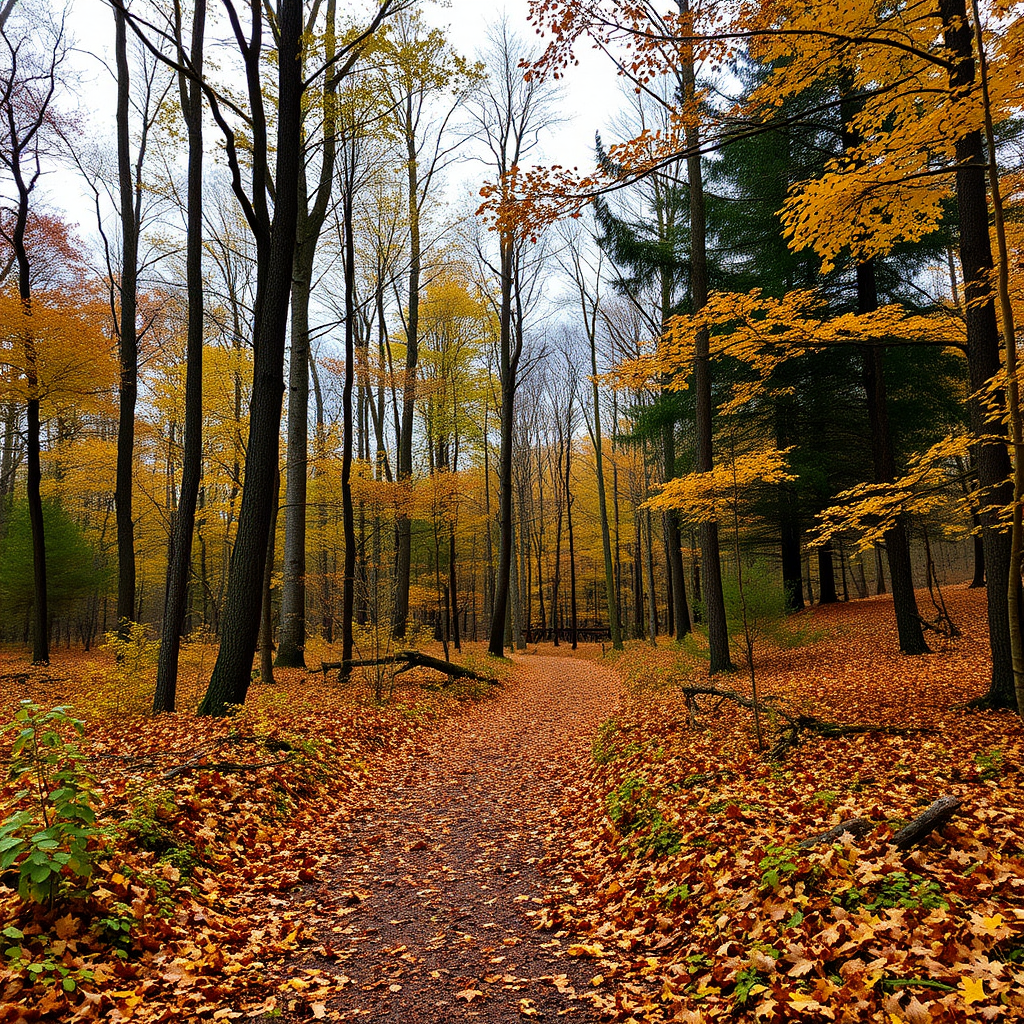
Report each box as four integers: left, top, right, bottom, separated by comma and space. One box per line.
52, 0, 627, 231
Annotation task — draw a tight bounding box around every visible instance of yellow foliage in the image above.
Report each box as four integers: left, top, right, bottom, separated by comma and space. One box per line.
646, 447, 796, 522
814, 434, 976, 550
0, 291, 116, 415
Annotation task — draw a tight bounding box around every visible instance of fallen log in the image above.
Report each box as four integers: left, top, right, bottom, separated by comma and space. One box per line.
797, 817, 874, 849
798, 796, 962, 851
319, 650, 500, 686
891, 795, 962, 850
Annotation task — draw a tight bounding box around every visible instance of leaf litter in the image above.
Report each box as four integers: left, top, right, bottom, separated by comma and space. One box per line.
1, 586, 1023, 1023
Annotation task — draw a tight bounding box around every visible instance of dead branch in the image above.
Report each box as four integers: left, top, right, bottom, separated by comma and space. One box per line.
319, 650, 500, 686
678, 685, 935, 758
162, 755, 291, 779
797, 796, 962, 851
891, 795, 962, 849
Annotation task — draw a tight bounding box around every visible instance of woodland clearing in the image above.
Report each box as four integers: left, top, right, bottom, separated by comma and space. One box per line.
0, 586, 1022, 1023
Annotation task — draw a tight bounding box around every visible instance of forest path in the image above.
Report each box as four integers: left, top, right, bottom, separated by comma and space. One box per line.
279, 653, 622, 1022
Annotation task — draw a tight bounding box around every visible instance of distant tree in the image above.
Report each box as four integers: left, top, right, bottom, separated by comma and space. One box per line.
0, 1, 68, 663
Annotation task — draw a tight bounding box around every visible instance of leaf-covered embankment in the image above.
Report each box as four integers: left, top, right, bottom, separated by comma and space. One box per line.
0, 648, 498, 1023
537, 588, 1024, 1022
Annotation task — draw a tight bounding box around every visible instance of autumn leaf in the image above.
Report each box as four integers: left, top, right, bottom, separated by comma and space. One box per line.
959, 977, 986, 1005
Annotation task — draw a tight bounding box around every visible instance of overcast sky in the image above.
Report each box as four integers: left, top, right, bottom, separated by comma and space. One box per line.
52, 0, 626, 229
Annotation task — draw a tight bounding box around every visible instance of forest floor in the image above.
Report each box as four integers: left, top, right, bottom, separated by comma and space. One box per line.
1, 585, 1023, 1023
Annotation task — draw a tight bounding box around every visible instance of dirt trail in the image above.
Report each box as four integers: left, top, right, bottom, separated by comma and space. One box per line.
284, 654, 622, 1022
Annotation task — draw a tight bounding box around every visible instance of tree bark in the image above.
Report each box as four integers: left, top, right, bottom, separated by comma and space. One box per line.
154, 0, 205, 713
488, 236, 517, 657
200, 0, 303, 716
939, 0, 1015, 706
114, 4, 139, 634
680, 0, 731, 671
340, 162, 357, 684
259, 468, 279, 684
277, 1, 337, 668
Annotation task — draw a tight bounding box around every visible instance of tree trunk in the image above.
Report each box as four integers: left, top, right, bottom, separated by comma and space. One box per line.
858, 262, 929, 654
645, 508, 658, 644
393, 127, 422, 640
488, 236, 517, 657
259, 468, 279, 684
199, 0, 303, 716
276, 249, 312, 668
661, 422, 690, 636
340, 169, 357, 684
681, 0, 731, 672
155, 0, 205, 713
590, 351, 622, 649
567, 436, 578, 649
939, 0, 1015, 706
817, 541, 838, 604
114, 4, 138, 634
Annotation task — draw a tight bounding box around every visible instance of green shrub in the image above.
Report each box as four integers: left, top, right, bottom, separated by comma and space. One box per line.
0, 702, 104, 904
606, 775, 681, 857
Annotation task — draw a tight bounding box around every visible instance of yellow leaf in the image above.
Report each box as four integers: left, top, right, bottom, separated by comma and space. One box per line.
566, 942, 604, 957
960, 977, 985, 1005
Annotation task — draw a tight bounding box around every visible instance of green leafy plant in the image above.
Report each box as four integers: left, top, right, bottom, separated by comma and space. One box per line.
836, 871, 948, 912
974, 749, 1004, 780
733, 966, 770, 1006
120, 792, 200, 878
758, 845, 799, 891
3, 927, 95, 992
0, 702, 103, 904
94, 902, 136, 957
606, 775, 681, 857
592, 718, 641, 765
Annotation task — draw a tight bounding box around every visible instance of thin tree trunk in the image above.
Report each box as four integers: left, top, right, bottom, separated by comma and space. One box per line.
155, 0, 205, 711
199, 0, 303, 716
567, 435, 578, 650
645, 508, 657, 645
114, 4, 138, 634
590, 346, 622, 649
340, 155, 357, 684
662, 423, 690, 636
680, 0, 730, 671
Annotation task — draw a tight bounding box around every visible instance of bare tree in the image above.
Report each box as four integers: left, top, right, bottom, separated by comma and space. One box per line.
466, 21, 559, 658
153, 0, 205, 713
0, 1, 68, 664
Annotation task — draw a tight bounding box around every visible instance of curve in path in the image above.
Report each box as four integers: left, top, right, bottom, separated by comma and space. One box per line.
283, 654, 621, 1022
